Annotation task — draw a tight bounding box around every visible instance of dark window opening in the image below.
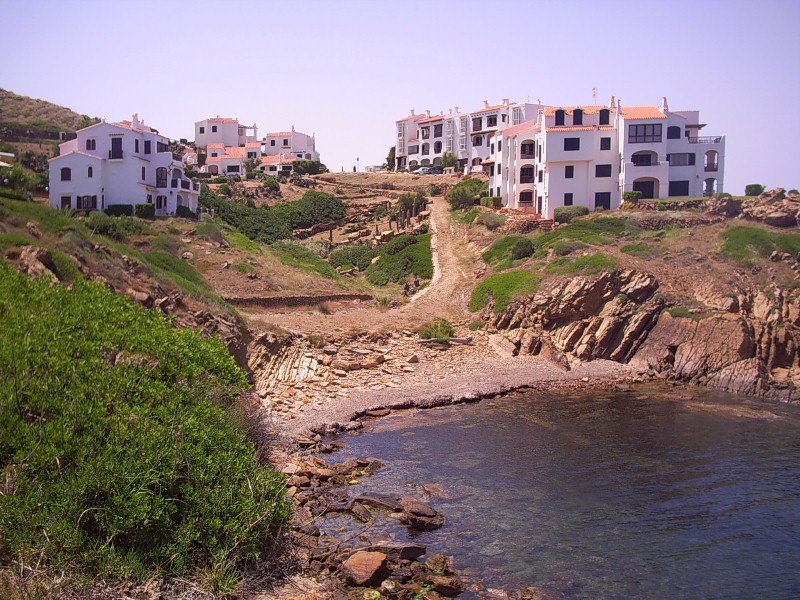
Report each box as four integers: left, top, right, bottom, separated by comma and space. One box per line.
487, 115, 497, 127
565, 165, 574, 179
144, 140, 151, 154
629, 123, 662, 143
135, 139, 139, 153
667, 153, 696, 166
595, 192, 611, 210
141, 166, 146, 181
434, 124, 443, 137
472, 117, 482, 131
211, 125, 217, 132
599, 109, 610, 125
669, 180, 690, 196
667, 126, 681, 139
555, 109, 565, 126
600, 137, 611, 151
564, 193, 573, 206
595, 164, 612, 177
573, 109, 583, 125
564, 137, 580, 151
60, 167, 71, 181
87, 166, 93, 178
199, 126, 205, 134
538, 170, 543, 183
520, 166, 535, 184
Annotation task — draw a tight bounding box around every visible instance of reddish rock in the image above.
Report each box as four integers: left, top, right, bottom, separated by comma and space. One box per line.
340, 550, 389, 587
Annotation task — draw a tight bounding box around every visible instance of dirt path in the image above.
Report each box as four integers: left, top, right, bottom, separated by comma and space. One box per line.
246, 195, 477, 336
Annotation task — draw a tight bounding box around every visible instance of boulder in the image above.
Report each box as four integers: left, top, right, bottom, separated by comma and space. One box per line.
400, 497, 444, 531
340, 550, 389, 587
18, 246, 58, 283
25, 221, 42, 238
364, 541, 427, 562
763, 211, 797, 228
427, 575, 466, 597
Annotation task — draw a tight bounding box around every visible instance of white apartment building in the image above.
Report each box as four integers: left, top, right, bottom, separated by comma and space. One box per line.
195, 117, 258, 149
394, 100, 541, 172
204, 142, 263, 176
488, 97, 725, 218
263, 127, 319, 162
49, 114, 199, 215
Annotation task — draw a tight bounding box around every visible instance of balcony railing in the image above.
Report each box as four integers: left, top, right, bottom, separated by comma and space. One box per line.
108, 150, 123, 159
705, 163, 719, 172
181, 180, 190, 190
520, 176, 535, 184
689, 136, 723, 144
520, 153, 535, 159
632, 160, 661, 167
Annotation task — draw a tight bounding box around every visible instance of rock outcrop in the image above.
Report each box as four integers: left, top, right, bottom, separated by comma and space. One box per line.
489, 270, 800, 402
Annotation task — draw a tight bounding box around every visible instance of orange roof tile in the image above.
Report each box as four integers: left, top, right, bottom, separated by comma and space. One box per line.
260, 155, 297, 164
543, 105, 615, 117
418, 116, 443, 124
207, 143, 224, 148
266, 131, 294, 137
471, 104, 505, 114
545, 126, 601, 132
208, 117, 238, 123
620, 106, 667, 120
223, 147, 247, 158
245, 141, 262, 148
397, 113, 425, 122
501, 122, 538, 138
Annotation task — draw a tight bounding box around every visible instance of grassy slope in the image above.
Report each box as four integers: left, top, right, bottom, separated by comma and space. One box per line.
0, 88, 99, 131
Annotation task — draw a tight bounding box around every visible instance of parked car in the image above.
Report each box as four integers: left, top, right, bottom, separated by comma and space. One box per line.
415, 167, 432, 174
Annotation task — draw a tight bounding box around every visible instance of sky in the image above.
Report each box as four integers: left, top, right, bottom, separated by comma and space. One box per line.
2, 0, 798, 194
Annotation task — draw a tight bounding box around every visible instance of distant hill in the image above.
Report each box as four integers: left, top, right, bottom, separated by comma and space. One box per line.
0, 88, 99, 132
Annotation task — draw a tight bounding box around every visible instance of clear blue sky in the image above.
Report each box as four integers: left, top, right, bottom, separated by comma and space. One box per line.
2, 0, 798, 194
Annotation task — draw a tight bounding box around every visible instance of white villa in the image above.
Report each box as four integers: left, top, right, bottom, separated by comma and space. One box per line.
194, 116, 258, 149
48, 114, 199, 215
263, 127, 319, 162
395, 96, 725, 219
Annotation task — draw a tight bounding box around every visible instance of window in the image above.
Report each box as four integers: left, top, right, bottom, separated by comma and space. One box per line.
211, 152, 218, 157
199, 126, 205, 134
408, 145, 419, 154
135, 139, 139, 153
669, 180, 690, 196
519, 191, 533, 204
667, 126, 681, 139
489, 165, 494, 177
497, 164, 501, 174
226, 165, 240, 173
573, 109, 583, 125
147, 194, 152, 203
211, 125, 217, 133
565, 165, 574, 179
564, 137, 580, 151
487, 115, 497, 127
595, 192, 611, 210
421, 127, 430, 139
498, 140, 502, 151
156, 195, 167, 209
600, 137, 611, 151
520, 166, 535, 183
459, 135, 467, 152
87, 166, 93, 178
60, 167, 71, 181
555, 109, 565, 126
538, 170, 543, 182
85, 138, 96, 151
564, 193, 573, 206
144, 140, 151, 154
496, 187, 500, 197
247, 151, 258, 158
521, 142, 535, 158
141, 166, 146, 181
599, 109, 610, 125
422, 143, 430, 155
667, 153, 696, 166
628, 123, 662, 143
473, 135, 483, 146
472, 117, 482, 131
595, 164, 612, 177
434, 141, 442, 153
270, 140, 276, 146
537, 196, 543, 213
512, 107, 522, 125
434, 124, 443, 137
156, 167, 168, 187
61, 196, 71, 208
78, 195, 97, 209
282, 139, 289, 146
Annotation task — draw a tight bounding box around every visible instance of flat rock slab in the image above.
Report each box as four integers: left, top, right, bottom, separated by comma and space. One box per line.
340, 550, 389, 587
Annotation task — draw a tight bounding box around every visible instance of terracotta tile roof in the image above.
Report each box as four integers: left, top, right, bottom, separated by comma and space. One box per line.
223, 146, 246, 158
260, 155, 297, 164
266, 131, 294, 137
471, 104, 505, 114
620, 106, 667, 120
397, 114, 424, 122
207, 143, 224, 149
599, 125, 615, 131
245, 141, 262, 148
418, 116, 443, 124
208, 117, 238, 123
543, 105, 615, 117
500, 122, 538, 138
206, 157, 221, 162
545, 126, 602, 132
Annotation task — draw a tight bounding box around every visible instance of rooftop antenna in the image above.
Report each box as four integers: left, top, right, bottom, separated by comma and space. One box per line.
592, 87, 598, 105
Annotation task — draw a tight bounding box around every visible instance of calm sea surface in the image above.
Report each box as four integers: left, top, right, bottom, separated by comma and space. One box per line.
322, 383, 800, 599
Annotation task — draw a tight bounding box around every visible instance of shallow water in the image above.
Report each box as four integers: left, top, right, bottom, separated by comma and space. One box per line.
322, 383, 800, 599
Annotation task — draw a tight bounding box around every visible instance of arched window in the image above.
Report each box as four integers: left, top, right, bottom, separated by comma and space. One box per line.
156, 167, 168, 187
472, 135, 483, 146
421, 143, 430, 155
573, 109, 583, 125
87, 166, 93, 178
85, 138, 96, 151
667, 126, 681, 139
434, 141, 442, 153
555, 109, 565, 126
60, 167, 71, 181
599, 109, 610, 125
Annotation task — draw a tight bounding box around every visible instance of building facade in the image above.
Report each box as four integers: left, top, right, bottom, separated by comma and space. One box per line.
194, 117, 258, 149
262, 127, 319, 162
487, 97, 725, 218
49, 114, 199, 215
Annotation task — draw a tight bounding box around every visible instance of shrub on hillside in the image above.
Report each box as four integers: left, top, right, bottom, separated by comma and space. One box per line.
480, 196, 501, 208
329, 244, 376, 271
0, 263, 290, 583
622, 191, 642, 201
292, 160, 327, 175
263, 176, 280, 193
745, 183, 765, 196
86, 211, 150, 240
175, 205, 196, 219
418, 318, 455, 341
105, 204, 134, 217
445, 178, 488, 210
134, 203, 155, 219
511, 238, 535, 259
366, 233, 432, 286
272, 190, 346, 229
554, 205, 589, 224
476, 212, 505, 230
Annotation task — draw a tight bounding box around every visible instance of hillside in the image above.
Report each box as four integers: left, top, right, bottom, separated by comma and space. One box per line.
0, 88, 98, 131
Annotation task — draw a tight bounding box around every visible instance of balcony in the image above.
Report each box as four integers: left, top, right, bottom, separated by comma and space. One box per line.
520, 153, 535, 160
193, 182, 200, 191
170, 179, 179, 188
172, 152, 183, 162
520, 175, 535, 184
705, 163, 719, 172
632, 160, 661, 167
108, 150, 123, 159
689, 136, 723, 144
181, 180, 191, 190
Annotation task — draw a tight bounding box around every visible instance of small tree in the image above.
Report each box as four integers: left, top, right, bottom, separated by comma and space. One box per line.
243, 157, 259, 174
441, 151, 458, 170
445, 178, 488, 210
745, 183, 765, 196
387, 146, 396, 171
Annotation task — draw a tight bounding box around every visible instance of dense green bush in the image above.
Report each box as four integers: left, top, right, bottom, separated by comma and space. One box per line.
0, 263, 289, 583
263, 176, 281, 193
480, 196, 501, 208
745, 183, 765, 196
199, 186, 291, 244
85, 212, 150, 240
273, 190, 346, 229
470, 270, 541, 312
105, 204, 134, 217
175, 205, 196, 219
0, 187, 30, 201
554, 205, 589, 224
418, 318, 455, 341
329, 244, 376, 271
476, 212, 505, 230
445, 178, 488, 210
511, 238, 534, 259
366, 233, 432, 286
134, 203, 155, 219
622, 191, 642, 201
292, 160, 327, 175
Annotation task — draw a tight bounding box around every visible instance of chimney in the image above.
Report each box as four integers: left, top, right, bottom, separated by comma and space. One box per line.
410, 109, 415, 116
426, 110, 431, 118
483, 100, 489, 108
502, 98, 509, 107
661, 96, 669, 112
455, 106, 458, 113
609, 95, 615, 109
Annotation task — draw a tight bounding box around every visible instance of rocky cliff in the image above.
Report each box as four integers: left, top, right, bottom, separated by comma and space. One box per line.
487, 270, 800, 402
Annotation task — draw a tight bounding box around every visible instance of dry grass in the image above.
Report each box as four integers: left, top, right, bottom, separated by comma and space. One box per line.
0, 88, 98, 131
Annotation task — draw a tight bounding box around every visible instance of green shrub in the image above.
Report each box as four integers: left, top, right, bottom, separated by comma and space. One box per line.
483, 236, 528, 265
85, 212, 150, 240
175, 205, 196, 219
366, 233, 432, 286
134, 203, 155, 219
150, 234, 180, 254
263, 176, 280, 193
788, 189, 799, 195
718, 192, 733, 199
470, 270, 541, 312
0, 187, 30, 201
476, 213, 505, 230
445, 178, 488, 210
511, 238, 535, 259
480, 196, 501, 208
744, 184, 765, 196
0, 263, 290, 582
106, 204, 134, 217
272, 190, 346, 230
544, 253, 617, 275
418, 318, 455, 341
329, 244, 376, 271
550, 239, 587, 256
621, 243, 655, 257
270, 241, 339, 279
383, 234, 418, 255
554, 205, 589, 224
50, 249, 82, 283
218, 183, 232, 197
468, 319, 485, 331
292, 160, 326, 175
622, 191, 642, 201
197, 222, 225, 244
451, 207, 482, 225
721, 225, 800, 265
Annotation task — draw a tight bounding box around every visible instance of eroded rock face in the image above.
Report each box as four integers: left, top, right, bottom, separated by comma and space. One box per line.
490, 270, 800, 401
